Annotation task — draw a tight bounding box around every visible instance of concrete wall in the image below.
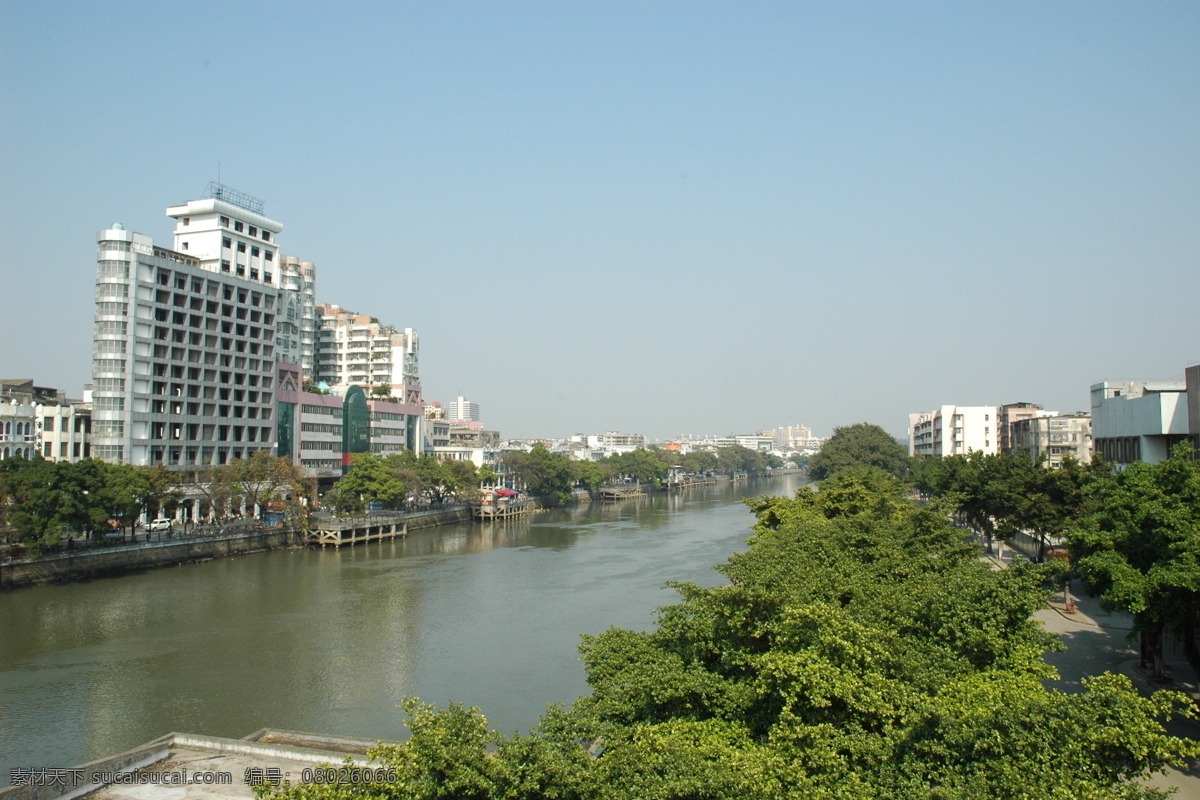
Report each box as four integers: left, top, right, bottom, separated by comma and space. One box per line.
0, 529, 297, 590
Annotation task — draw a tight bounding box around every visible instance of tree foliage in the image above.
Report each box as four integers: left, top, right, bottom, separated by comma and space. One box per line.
1070, 442, 1200, 682
0, 456, 184, 552
808, 423, 909, 482
260, 470, 1197, 800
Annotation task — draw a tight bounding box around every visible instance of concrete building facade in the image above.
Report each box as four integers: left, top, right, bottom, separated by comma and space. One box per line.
1090, 380, 1189, 466
997, 402, 1046, 455
1011, 413, 1093, 467
277, 256, 318, 378
276, 363, 425, 480
315, 304, 421, 404
909, 405, 999, 458
0, 395, 37, 461
445, 395, 480, 423
90, 187, 282, 467
37, 401, 92, 462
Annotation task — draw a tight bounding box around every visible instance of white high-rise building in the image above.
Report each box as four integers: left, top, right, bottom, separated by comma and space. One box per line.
90, 185, 282, 467
315, 304, 421, 404
446, 395, 480, 423
908, 405, 999, 458
278, 256, 318, 378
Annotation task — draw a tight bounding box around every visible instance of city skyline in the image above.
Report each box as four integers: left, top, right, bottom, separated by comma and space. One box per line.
2, 3, 1197, 441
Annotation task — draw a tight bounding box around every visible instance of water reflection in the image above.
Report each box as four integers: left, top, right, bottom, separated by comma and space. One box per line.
0, 474, 803, 783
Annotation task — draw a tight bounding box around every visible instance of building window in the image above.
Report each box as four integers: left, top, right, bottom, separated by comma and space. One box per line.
251, 246, 260, 257
237, 242, 246, 253
249, 226, 257, 236
264, 250, 273, 261
221, 260, 231, 273
222, 236, 231, 249
234, 221, 244, 232
220, 215, 230, 227
262, 231, 271, 242
181, 242, 188, 250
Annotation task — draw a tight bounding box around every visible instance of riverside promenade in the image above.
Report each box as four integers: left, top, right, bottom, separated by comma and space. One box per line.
985, 543, 1200, 798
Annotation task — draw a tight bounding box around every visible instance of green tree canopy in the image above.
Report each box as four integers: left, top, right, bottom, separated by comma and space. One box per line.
1070, 442, 1200, 681
807, 423, 910, 482
260, 469, 1197, 800
324, 452, 407, 513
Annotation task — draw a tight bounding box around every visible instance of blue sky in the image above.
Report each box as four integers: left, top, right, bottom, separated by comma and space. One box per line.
2, 2, 1197, 440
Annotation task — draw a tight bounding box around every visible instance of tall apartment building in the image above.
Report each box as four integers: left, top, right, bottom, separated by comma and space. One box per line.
773, 424, 813, 451
908, 405, 999, 457
445, 395, 480, 423
278, 256, 318, 377
90, 185, 282, 467
1011, 413, 1093, 467
315, 304, 421, 404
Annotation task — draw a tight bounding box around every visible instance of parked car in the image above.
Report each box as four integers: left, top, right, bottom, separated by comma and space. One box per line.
148, 518, 173, 532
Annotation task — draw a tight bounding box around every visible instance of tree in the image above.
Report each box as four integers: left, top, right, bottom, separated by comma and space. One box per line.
501, 445, 575, 503
570, 458, 607, 490
1070, 442, 1200, 681
603, 448, 670, 485
807, 423, 909, 482
220, 452, 310, 518
680, 450, 718, 474
258, 466, 1199, 800
324, 453, 407, 513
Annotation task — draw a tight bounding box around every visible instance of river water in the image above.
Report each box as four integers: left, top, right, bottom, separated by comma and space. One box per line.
0, 474, 803, 783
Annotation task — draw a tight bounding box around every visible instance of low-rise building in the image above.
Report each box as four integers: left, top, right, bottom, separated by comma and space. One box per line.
1090, 380, 1188, 466
276, 364, 425, 480
0, 381, 38, 461
37, 398, 92, 462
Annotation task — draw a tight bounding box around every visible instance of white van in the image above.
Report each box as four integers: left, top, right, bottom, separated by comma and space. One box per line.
148, 518, 173, 532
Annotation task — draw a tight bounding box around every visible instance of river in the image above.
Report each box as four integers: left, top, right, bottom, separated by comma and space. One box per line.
0, 473, 805, 784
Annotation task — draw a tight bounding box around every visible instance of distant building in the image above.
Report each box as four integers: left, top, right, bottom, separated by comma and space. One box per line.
315, 304, 421, 404
997, 402, 1047, 454
1091, 380, 1188, 466
909, 405, 998, 457
277, 256, 318, 379
732, 434, 774, 452
276, 364, 425, 480
773, 424, 813, 451
0, 380, 39, 461
1011, 413, 1092, 467
445, 395, 480, 423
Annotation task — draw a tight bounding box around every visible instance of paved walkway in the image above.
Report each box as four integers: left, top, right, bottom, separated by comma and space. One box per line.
986, 542, 1200, 798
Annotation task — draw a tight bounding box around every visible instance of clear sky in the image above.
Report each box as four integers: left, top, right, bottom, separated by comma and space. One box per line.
2, 2, 1197, 441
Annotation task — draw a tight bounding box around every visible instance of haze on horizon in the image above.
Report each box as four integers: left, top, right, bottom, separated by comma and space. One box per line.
1, 2, 1196, 441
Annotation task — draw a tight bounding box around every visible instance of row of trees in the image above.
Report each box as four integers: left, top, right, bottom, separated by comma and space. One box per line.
910, 441, 1200, 685
322, 451, 494, 514
257, 465, 1198, 800
499, 443, 784, 504
0, 457, 178, 555
814, 423, 1200, 691
328, 444, 786, 511
0, 452, 313, 556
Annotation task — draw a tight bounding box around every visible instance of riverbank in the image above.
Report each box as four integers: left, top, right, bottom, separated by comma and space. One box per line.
0, 472, 800, 590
